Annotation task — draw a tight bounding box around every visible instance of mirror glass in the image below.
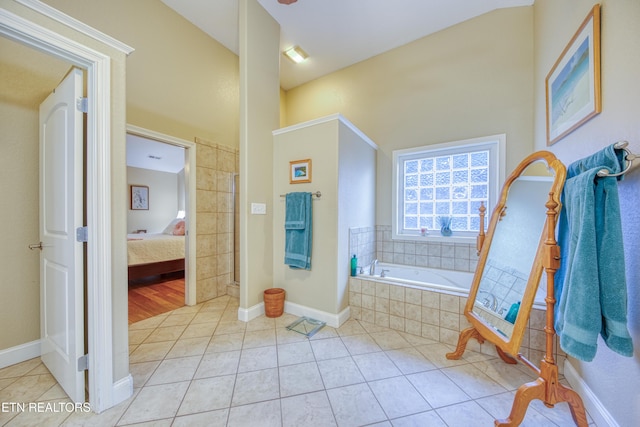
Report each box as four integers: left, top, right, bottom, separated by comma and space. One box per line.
472, 162, 554, 338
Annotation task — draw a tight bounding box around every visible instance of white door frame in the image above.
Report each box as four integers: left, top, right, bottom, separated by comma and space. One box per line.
126, 125, 197, 306
0, 3, 133, 413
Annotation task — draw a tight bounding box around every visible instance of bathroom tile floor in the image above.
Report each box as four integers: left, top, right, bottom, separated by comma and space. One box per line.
0, 295, 597, 426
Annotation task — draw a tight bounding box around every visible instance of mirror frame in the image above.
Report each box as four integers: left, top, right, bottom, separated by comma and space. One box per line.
463, 150, 566, 357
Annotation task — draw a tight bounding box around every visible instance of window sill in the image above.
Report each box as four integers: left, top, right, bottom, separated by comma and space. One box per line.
392, 233, 476, 245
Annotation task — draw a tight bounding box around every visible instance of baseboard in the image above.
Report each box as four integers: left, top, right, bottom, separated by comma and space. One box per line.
563, 359, 619, 427
0, 340, 40, 369
237, 301, 350, 328
237, 302, 264, 322
110, 374, 133, 411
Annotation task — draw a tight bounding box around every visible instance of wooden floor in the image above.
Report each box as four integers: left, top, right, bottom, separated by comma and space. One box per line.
128, 271, 185, 324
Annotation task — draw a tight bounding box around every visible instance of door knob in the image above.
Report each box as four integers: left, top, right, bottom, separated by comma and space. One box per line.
29, 242, 43, 250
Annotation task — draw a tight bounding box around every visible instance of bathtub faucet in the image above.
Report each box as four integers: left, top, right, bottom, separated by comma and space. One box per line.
478, 290, 498, 312
368, 259, 378, 275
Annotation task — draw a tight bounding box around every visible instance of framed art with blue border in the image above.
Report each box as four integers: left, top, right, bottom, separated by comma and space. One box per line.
545, 4, 601, 146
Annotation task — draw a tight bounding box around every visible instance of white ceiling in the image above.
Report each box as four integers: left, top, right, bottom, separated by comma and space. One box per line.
161, 0, 534, 90
126, 134, 185, 174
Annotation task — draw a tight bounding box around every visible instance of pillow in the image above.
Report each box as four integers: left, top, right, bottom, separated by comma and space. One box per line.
172, 220, 185, 236
163, 219, 186, 236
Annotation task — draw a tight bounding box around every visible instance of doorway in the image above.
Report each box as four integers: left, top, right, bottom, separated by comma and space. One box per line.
126, 125, 197, 318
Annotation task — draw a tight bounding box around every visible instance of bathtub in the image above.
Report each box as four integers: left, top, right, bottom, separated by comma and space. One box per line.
349, 262, 556, 364
359, 263, 474, 296
357, 262, 545, 306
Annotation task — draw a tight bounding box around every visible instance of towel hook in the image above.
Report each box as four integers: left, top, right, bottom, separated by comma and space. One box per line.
596, 141, 638, 177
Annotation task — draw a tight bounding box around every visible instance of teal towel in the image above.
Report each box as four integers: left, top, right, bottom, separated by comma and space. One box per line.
284, 192, 313, 270
555, 144, 633, 361
285, 192, 306, 230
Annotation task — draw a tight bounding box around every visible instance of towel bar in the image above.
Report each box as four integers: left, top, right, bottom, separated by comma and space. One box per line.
597, 141, 638, 177
280, 191, 322, 198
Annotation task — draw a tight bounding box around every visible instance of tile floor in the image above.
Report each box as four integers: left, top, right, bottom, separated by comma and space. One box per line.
0, 295, 596, 426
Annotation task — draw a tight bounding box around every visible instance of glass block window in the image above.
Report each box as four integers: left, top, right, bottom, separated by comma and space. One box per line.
393, 135, 504, 239
403, 151, 489, 232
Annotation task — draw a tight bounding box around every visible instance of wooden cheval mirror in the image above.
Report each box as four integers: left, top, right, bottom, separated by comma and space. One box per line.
446, 151, 588, 426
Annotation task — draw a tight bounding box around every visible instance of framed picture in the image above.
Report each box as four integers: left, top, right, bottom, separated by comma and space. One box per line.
289, 159, 312, 184
545, 4, 601, 146
130, 185, 149, 210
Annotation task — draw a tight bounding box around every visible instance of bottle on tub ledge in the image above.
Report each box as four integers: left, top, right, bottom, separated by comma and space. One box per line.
350, 254, 358, 277
505, 301, 521, 324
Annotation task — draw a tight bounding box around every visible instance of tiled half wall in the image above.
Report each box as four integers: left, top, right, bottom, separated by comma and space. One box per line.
348, 278, 566, 372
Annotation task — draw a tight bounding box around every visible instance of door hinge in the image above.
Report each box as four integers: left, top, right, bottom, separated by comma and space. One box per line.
76, 226, 88, 243
76, 97, 88, 113
77, 354, 89, 372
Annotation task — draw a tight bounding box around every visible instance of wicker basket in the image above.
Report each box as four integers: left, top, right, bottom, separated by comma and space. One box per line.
263, 288, 285, 318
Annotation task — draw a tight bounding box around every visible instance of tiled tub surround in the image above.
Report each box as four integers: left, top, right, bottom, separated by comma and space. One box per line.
348, 277, 566, 374
376, 225, 479, 273
349, 227, 377, 272
349, 226, 561, 362
349, 225, 478, 274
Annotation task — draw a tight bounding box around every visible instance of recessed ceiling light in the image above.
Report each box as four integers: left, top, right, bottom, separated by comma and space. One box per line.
283, 45, 308, 64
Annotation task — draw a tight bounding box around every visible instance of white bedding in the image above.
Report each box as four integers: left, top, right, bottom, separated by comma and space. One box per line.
127, 233, 185, 266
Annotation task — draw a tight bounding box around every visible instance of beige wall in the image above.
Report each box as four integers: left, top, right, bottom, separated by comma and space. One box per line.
336, 121, 377, 311
238, 0, 280, 309
0, 36, 71, 351
273, 120, 340, 313
0, 88, 42, 350
284, 7, 535, 226
533, 1, 640, 426
43, 0, 239, 147
126, 167, 180, 233
272, 117, 376, 317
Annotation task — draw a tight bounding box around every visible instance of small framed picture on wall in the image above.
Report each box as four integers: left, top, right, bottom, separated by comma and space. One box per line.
130, 185, 149, 210
289, 159, 312, 184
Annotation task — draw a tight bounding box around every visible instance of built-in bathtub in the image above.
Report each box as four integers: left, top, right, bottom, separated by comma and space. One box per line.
348, 262, 561, 368
360, 262, 474, 295
359, 262, 546, 307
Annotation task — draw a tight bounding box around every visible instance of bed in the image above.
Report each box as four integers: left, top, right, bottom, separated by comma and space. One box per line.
127, 233, 185, 280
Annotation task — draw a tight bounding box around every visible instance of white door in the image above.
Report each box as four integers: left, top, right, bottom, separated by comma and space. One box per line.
38, 68, 85, 402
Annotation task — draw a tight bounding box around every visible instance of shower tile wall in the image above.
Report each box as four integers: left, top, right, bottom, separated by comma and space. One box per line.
195, 137, 238, 302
